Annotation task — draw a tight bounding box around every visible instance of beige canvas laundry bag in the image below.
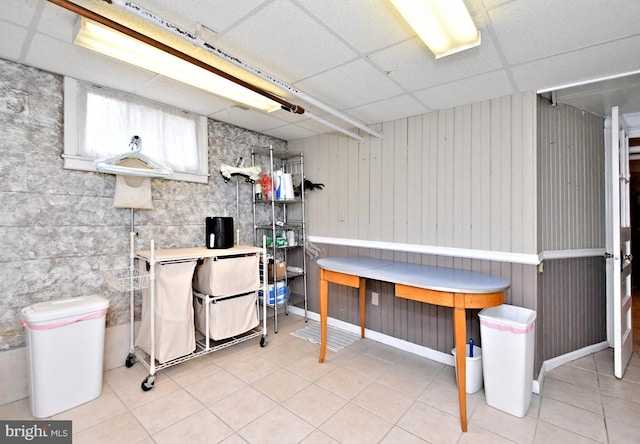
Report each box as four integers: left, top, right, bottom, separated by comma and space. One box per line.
136, 260, 197, 363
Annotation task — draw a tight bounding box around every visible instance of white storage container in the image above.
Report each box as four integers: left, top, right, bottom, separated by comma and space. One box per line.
451, 343, 483, 394
479, 304, 536, 417
194, 291, 259, 340
21, 295, 109, 418
193, 255, 260, 296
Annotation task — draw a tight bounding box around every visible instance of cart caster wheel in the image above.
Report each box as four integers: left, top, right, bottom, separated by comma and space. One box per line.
125, 353, 136, 368
260, 336, 267, 347
141, 375, 155, 391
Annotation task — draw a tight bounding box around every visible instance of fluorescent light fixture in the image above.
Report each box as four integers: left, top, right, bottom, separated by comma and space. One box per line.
390, 0, 480, 58
73, 18, 281, 112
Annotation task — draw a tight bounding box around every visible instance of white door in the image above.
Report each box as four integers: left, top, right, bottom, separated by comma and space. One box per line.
605, 106, 633, 379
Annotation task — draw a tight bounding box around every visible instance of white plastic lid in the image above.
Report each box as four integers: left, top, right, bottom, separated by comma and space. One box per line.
21, 295, 109, 323
478, 304, 536, 328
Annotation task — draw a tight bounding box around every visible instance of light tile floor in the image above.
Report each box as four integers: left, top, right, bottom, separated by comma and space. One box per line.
2, 313, 640, 443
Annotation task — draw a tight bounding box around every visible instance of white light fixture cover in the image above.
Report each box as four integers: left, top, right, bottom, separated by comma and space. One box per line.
73, 18, 281, 112
390, 0, 480, 58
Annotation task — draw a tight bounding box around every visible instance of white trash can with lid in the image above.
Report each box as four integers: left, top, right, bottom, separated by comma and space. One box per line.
479, 304, 536, 417
21, 295, 109, 418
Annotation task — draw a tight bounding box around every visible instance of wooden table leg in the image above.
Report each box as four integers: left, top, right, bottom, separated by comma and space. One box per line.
359, 277, 366, 338
453, 301, 467, 432
319, 275, 328, 363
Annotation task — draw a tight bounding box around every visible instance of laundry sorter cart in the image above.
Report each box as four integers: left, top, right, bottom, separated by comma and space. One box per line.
192, 251, 264, 345
105, 233, 267, 391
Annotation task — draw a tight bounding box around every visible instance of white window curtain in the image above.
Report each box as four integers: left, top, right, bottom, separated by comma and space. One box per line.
63, 78, 209, 183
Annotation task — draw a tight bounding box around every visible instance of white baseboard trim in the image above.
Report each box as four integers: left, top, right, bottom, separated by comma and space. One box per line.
533, 341, 610, 394
289, 307, 610, 396
288, 306, 455, 366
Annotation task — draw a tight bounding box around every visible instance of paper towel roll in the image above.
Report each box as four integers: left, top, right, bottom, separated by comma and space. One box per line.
286, 230, 297, 246
283, 173, 294, 200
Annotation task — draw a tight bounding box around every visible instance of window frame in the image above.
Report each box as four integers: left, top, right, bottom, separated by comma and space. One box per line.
62, 77, 209, 183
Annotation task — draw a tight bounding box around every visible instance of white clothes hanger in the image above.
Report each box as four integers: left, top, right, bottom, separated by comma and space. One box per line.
94, 136, 173, 178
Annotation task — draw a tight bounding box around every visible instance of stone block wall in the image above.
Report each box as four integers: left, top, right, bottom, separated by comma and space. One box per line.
0, 58, 285, 350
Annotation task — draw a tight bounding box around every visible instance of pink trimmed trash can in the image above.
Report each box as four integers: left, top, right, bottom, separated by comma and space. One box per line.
478, 304, 536, 417
21, 295, 109, 418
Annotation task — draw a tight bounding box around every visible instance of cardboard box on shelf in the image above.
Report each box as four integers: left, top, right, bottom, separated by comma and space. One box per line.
268, 260, 286, 279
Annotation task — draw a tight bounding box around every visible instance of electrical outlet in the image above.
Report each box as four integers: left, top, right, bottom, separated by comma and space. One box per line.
338, 210, 345, 221
371, 291, 379, 306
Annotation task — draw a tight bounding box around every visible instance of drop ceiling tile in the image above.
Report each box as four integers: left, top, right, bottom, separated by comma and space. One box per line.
368, 32, 503, 92
555, 73, 640, 103
298, 0, 412, 54
7, 0, 640, 141
276, 108, 361, 137
261, 123, 317, 141
295, 58, 403, 110
347, 94, 429, 125
36, 1, 79, 41
301, 110, 371, 138
2, 0, 40, 27
216, 0, 356, 83
511, 34, 640, 93
622, 112, 640, 129
210, 106, 289, 135
24, 33, 158, 93
615, 88, 640, 117
256, 107, 303, 124
258, 113, 317, 135
414, 70, 514, 110
133, 76, 233, 116
489, 0, 640, 66
560, 85, 640, 117
131, 0, 268, 35
479, 0, 517, 9
288, 114, 341, 134
0, 21, 29, 61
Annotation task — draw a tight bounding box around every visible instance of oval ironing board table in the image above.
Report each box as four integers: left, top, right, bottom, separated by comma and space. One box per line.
316, 256, 510, 432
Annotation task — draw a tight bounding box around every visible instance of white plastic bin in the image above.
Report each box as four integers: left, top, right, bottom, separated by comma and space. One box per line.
479, 304, 536, 417
451, 343, 483, 394
21, 295, 109, 418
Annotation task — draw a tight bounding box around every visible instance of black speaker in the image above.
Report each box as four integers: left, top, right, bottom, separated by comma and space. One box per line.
206, 217, 234, 249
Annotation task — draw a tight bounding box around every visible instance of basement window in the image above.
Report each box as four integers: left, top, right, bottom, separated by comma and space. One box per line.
63, 77, 208, 183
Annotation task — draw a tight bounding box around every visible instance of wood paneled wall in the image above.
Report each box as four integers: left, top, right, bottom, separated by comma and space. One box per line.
537, 97, 605, 250
290, 92, 541, 368
536, 97, 607, 364
292, 92, 608, 375
291, 92, 537, 255
537, 257, 607, 360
